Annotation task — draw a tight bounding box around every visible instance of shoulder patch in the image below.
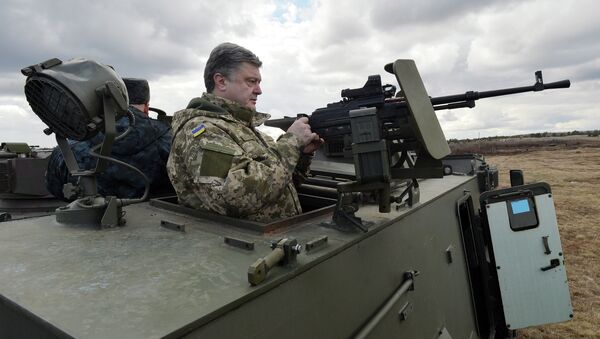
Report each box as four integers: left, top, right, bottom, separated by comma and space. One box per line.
192, 124, 206, 138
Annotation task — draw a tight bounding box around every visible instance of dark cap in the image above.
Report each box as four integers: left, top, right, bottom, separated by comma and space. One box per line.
123, 78, 150, 104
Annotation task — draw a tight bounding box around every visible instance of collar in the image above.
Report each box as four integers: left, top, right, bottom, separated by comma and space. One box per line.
201, 93, 271, 127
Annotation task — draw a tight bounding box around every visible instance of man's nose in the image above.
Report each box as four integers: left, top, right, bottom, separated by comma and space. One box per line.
254, 84, 262, 95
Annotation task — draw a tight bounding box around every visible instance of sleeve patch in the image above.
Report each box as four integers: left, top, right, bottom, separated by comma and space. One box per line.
199, 143, 238, 178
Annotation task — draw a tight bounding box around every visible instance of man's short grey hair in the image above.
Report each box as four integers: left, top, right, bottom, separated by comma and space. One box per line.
204, 42, 262, 92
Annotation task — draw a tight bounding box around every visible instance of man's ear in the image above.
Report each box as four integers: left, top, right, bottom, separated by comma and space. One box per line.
214, 73, 227, 91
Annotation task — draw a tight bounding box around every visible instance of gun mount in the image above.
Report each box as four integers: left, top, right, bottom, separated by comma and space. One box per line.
266, 66, 570, 157
266, 60, 570, 230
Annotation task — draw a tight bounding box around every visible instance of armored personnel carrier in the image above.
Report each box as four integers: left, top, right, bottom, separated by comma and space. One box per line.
0, 58, 572, 338
0, 142, 66, 222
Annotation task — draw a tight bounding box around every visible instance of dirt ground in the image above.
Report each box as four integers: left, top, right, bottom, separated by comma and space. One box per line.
486, 146, 600, 338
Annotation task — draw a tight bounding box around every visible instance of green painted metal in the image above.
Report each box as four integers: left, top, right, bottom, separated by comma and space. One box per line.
0, 175, 482, 338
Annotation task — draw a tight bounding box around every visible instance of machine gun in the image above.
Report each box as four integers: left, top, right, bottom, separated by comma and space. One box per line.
266, 60, 570, 229
267, 67, 570, 160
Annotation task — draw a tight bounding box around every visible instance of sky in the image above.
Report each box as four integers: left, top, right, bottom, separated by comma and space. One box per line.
0, 0, 598, 147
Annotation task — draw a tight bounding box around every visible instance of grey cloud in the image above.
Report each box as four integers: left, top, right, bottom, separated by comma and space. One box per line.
305, 1, 371, 49
368, 0, 511, 28
0, 0, 248, 79
0, 73, 26, 97
439, 110, 459, 122
0, 0, 598, 146
466, 1, 600, 76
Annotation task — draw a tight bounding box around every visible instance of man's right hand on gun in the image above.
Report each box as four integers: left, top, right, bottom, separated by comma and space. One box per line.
286, 117, 323, 154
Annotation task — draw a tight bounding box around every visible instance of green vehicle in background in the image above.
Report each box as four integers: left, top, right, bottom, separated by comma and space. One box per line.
0, 58, 572, 338
0, 142, 65, 222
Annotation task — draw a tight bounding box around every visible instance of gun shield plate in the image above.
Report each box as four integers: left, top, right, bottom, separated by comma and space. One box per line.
390, 60, 450, 159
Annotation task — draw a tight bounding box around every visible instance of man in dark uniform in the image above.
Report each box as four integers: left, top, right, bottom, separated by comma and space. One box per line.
46, 78, 173, 200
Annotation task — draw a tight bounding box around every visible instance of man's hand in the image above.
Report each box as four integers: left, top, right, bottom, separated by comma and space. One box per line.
286, 117, 322, 154
302, 137, 324, 155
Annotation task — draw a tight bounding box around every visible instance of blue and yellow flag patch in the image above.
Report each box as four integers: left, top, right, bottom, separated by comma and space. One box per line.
192, 124, 206, 138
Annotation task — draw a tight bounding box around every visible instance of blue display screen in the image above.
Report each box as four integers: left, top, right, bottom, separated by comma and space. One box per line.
511, 199, 530, 214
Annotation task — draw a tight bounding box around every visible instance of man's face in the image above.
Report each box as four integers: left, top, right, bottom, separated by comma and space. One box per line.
220, 62, 262, 110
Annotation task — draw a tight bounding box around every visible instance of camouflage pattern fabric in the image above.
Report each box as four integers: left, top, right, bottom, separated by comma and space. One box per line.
46, 106, 173, 200
167, 93, 309, 222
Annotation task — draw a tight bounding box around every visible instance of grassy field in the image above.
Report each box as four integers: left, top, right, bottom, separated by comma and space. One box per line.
482, 141, 600, 338
451, 135, 600, 156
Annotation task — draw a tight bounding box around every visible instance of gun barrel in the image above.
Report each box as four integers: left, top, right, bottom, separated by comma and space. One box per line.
431, 78, 571, 106
542, 79, 571, 90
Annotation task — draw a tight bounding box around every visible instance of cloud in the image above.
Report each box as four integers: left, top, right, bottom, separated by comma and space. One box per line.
0, 97, 55, 146
467, 0, 600, 75
369, 0, 509, 27
0, 0, 598, 147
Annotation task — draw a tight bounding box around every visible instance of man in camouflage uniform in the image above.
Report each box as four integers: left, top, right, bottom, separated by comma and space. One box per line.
46, 78, 173, 200
167, 43, 322, 222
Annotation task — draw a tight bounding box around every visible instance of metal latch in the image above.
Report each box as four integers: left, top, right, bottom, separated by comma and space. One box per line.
540, 258, 560, 272
247, 238, 301, 286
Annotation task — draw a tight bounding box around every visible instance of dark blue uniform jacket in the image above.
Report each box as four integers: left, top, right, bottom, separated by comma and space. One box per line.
46, 107, 172, 200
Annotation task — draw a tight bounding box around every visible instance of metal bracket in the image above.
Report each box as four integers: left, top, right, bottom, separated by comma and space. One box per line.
446, 245, 454, 264
100, 196, 122, 228
224, 236, 254, 251
394, 179, 420, 210
305, 236, 328, 252
542, 236, 551, 255
322, 190, 370, 233
355, 270, 420, 338
161, 220, 186, 233
398, 302, 413, 321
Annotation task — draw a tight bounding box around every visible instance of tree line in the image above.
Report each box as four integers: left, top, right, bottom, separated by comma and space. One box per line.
448, 130, 600, 143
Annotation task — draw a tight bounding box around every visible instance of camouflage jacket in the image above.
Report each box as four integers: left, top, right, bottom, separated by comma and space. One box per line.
46, 107, 173, 200
167, 93, 310, 222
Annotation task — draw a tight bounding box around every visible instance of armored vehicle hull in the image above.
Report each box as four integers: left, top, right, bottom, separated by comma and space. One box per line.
1, 175, 488, 338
